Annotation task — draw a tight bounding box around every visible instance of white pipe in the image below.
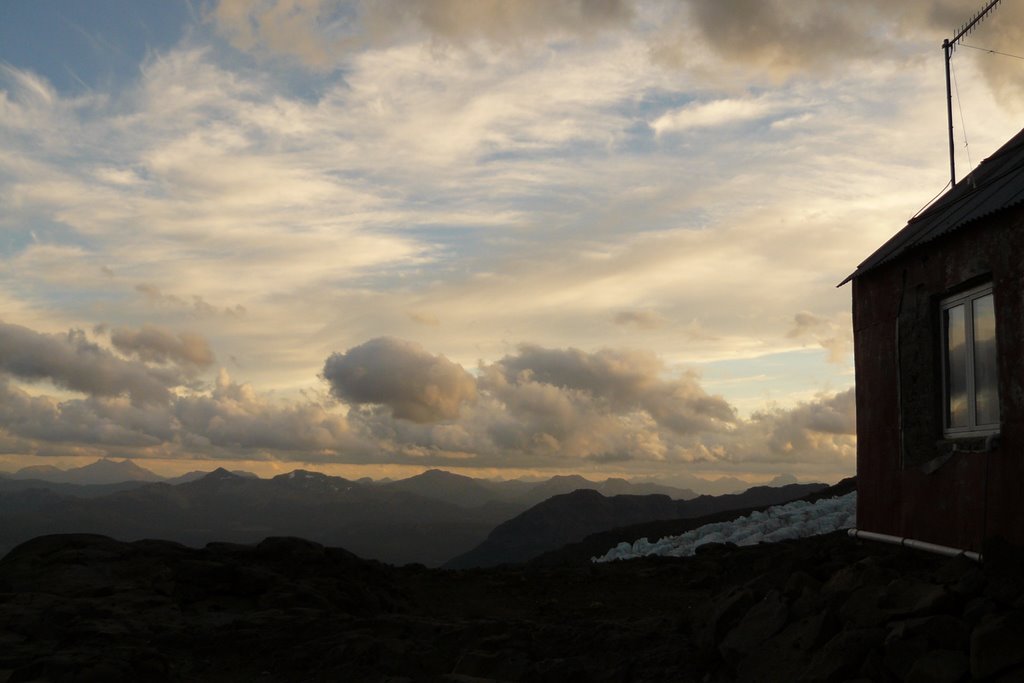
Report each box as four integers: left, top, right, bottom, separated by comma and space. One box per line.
848, 528, 982, 562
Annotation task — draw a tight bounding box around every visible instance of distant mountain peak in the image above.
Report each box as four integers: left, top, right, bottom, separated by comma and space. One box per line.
204, 468, 243, 481
267, 469, 359, 496
414, 469, 473, 482
13, 458, 161, 485
548, 474, 590, 484
382, 468, 494, 508
287, 469, 320, 478
420, 469, 455, 477
276, 469, 336, 482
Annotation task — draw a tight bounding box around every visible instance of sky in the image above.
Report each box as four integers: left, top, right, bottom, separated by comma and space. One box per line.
1, 0, 1023, 485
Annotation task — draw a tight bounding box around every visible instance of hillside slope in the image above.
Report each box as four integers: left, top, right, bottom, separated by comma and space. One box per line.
446, 481, 826, 568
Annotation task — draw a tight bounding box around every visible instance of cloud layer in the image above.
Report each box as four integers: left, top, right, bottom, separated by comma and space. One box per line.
0, 322, 853, 477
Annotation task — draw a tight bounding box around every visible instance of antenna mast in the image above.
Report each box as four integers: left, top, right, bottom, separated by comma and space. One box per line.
944, 0, 1002, 187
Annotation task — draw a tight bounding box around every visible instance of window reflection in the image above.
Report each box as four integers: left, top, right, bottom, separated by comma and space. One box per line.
945, 304, 967, 428
973, 294, 999, 425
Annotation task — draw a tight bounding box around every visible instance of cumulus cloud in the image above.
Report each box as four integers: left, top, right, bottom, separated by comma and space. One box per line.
340, 340, 851, 471
323, 340, 735, 466
174, 369, 354, 452
0, 364, 358, 460
0, 322, 174, 405
110, 324, 215, 368
488, 344, 736, 433
322, 337, 477, 423
0, 380, 171, 448
734, 388, 856, 463
786, 311, 852, 364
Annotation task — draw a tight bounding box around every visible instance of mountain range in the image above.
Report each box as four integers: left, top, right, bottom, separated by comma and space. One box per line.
6, 458, 257, 486
1, 458, 774, 496
0, 468, 505, 566
1, 459, 825, 567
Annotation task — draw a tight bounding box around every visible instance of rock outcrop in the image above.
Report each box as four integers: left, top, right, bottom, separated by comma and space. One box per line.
1, 529, 1022, 681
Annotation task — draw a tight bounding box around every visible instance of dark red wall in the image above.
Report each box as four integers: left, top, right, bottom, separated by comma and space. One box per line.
853, 208, 1024, 551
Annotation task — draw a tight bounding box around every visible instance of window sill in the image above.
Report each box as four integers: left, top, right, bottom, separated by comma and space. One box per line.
936, 432, 1001, 454
917, 433, 1000, 474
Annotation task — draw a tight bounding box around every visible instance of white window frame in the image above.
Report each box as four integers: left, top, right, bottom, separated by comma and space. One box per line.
940, 283, 1000, 437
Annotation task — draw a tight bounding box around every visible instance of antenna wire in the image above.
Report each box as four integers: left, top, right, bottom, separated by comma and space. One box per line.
950, 60, 974, 175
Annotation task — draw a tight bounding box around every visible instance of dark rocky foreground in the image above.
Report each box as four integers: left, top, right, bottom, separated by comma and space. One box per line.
1, 531, 1023, 682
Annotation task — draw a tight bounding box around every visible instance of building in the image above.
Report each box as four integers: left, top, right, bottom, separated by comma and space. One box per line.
843, 126, 1024, 553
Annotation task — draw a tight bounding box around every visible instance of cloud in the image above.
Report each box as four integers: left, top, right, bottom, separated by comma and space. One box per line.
651, 97, 778, 135
210, 0, 634, 68
0, 378, 167, 448
0, 322, 174, 405
205, 0, 1024, 104
341, 341, 850, 471
0, 11, 984, 393
174, 369, 355, 452
0, 369, 358, 458
612, 310, 664, 329
0, 322, 357, 457
786, 311, 828, 339
486, 344, 736, 434
409, 0, 633, 45
326, 340, 739, 468
955, 2, 1024, 107
110, 324, 216, 368
640, 0, 1022, 94
322, 337, 477, 423
135, 284, 246, 319
738, 388, 856, 462
675, 0, 875, 78
786, 311, 852, 364
10, 1, 964, 479
407, 311, 440, 326
211, 0, 346, 69
0, 321, 856, 475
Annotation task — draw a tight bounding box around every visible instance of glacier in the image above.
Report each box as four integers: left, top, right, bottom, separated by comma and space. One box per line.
592, 491, 856, 563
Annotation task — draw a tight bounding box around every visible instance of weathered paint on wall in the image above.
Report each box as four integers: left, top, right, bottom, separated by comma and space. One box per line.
853, 206, 1024, 552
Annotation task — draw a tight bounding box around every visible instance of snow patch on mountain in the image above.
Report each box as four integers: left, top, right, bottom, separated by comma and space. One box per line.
593, 491, 856, 563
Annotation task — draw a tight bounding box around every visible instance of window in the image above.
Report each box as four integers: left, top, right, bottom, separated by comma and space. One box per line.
941, 284, 999, 436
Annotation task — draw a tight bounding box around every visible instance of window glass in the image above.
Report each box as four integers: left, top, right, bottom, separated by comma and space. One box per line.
945, 303, 968, 428
973, 293, 999, 425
